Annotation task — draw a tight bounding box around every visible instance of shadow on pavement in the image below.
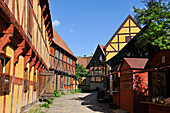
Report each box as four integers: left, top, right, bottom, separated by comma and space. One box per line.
70, 92, 112, 113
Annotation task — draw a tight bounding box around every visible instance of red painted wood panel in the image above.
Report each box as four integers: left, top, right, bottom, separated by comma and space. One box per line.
149, 104, 170, 113
113, 92, 119, 106
147, 50, 170, 68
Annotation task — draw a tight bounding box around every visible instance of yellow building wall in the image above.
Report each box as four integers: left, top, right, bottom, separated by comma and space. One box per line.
1, 0, 52, 112
0, 95, 3, 113
7, 0, 50, 68
4, 45, 14, 113
15, 56, 24, 78
106, 18, 141, 61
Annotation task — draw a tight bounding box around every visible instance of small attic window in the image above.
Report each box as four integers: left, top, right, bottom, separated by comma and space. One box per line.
125, 36, 131, 42
125, 63, 128, 68
161, 55, 165, 63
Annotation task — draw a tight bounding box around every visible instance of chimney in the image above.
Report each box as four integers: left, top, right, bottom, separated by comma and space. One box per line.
84, 55, 87, 57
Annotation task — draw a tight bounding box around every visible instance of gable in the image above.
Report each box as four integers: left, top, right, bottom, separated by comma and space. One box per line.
119, 60, 131, 72
105, 15, 141, 61
86, 45, 105, 69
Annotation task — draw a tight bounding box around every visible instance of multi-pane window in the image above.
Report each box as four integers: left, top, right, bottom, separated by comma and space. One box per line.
65, 76, 70, 85
68, 77, 70, 85
70, 58, 72, 65
67, 57, 69, 64
66, 57, 73, 65
56, 50, 59, 58
59, 53, 63, 60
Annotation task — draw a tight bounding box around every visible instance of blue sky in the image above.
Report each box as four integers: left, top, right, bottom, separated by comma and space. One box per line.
49, 0, 145, 57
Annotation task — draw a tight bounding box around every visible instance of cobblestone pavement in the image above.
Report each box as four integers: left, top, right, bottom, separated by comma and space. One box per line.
45, 92, 112, 113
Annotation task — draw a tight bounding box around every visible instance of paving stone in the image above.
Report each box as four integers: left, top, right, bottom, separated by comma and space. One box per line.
44, 92, 113, 113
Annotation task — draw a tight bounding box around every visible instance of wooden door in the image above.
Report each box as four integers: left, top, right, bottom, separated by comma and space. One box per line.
39, 70, 55, 99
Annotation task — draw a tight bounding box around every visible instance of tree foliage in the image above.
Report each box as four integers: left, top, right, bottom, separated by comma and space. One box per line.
133, 0, 170, 49
75, 64, 87, 82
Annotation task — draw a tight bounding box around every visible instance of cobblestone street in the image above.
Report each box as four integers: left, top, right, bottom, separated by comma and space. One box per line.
45, 92, 112, 113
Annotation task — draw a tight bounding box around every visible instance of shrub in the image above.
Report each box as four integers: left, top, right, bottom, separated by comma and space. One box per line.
61, 91, 66, 95
70, 91, 75, 94
39, 102, 49, 108
54, 90, 61, 97
46, 99, 53, 104
75, 88, 82, 93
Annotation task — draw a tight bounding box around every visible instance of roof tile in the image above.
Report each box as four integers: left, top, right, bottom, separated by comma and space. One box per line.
53, 29, 75, 57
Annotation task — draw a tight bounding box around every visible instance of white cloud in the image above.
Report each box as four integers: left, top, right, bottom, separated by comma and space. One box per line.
53, 19, 61, 27
70, 29, 75, 33
130, 8, 134, 13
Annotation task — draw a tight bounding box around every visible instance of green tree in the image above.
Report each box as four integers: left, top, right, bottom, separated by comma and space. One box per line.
133, 0, 170, 49
75, 64, 87, 82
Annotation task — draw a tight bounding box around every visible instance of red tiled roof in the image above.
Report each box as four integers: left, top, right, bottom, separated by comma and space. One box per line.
124, 58, 148, 69
53, 29, 74, 56
76, 56, 92, 69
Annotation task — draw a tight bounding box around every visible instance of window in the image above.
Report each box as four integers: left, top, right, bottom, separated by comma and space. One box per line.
68, 77, 70, 85
0, 55, 11, 93
59, 53, 63, 60
56, 50, 59, 58
125, 36, 131, 42
0, 56, 10, 74
61, 76, 64, 89
161, 55, 166, 63
90, 77, 96, 82
96, 77, 101, 82
65, 76, 70, 85
67, 57, 69, 64
0, 57, 5, 73
70, 58, 72, 65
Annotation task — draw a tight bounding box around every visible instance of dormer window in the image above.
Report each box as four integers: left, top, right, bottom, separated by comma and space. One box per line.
161, 55, 165, 63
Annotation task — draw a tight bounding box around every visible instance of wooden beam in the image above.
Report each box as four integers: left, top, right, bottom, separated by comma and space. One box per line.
0, 24, 14, 52
45, 21, 50, 30
44, 14, 48, 23
47, 28, 51, 34
30, 55, 37, 72
14, 40, 25, 64
24, 48, 32, 68
41, 4, 46, 16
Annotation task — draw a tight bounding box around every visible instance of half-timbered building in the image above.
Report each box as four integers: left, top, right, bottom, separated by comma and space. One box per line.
50, 29, 77, 93
86, 44, 106, 91
0, 0, 53, 112
103, 15, 142, 93
104, 15, 142, 62
103, 23, 166, 113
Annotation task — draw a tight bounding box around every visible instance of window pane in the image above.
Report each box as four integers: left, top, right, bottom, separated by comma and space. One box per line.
0, 58, 3, 73
0, 57, 5, 73
61, 76, 64, 88
68, 77, 70, 85
60, 53, 63, 60
56, 50, 59, 58
67, 57, 69, 63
